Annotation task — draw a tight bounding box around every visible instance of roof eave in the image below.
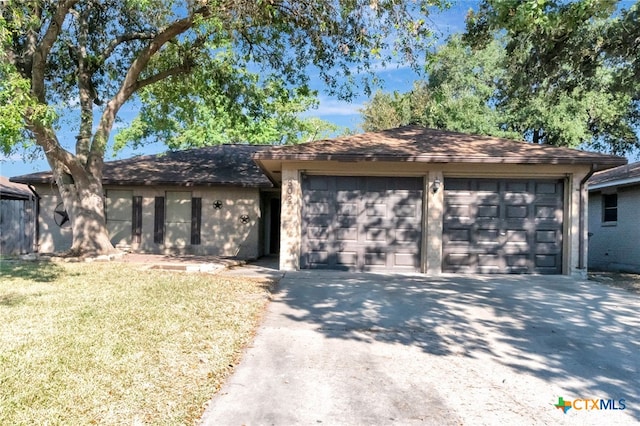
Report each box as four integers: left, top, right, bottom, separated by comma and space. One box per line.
0, 191, 32, 200
10, 176, 53, 185
12, 176, 272, 188
102, 180, 274, 188
588, 176, 640, 191
251, 154, 282, 185
252, 153, 627, 167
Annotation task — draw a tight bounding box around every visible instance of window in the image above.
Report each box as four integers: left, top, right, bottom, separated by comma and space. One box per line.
602, 193, 617, 223
165, 191, 191, 246
105, 190, 133, 246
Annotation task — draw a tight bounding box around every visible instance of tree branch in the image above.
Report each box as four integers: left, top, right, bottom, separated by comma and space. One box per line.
110, 5, 210, 108
76, 5, 93, 165
95, 32, 158, 68
27, 120, 77, 172
87, 5, 212, 174
31, 0, 80, 102
133, 34, 207, 91
21, 2, 43, 77
133, 63, 193, 92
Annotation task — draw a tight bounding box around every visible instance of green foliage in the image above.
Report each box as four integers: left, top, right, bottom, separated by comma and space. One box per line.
114, 50, 339, 151
361, 91, 408, 132
0, 64, 29, 153
2, 0, 448, 154
0, 62, 57, 155
363, 2, 640, 156
361, 36, 520, 140
1, 0, 448, 255
0, 9, 53, 154
464, 0, 640, 154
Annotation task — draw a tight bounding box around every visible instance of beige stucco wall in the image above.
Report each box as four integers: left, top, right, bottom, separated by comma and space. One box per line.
588, 185, 640, 273
32, 184, 262, 258
567, 171, 589, 279
165, 191, 192, 247
277, 160, 592, 275
279, 168, 302, 270
424, 170, 444, 275
35, 185, 72, 253
125, 186, 262, 258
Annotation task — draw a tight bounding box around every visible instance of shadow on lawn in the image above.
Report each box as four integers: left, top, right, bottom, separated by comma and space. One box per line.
277, 271, 640, 420
0, 260, 65, 283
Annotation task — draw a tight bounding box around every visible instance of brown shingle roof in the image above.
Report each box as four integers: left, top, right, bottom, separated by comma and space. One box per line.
588, 161, 640, 188
253, 126, 627, 168
11, 145, 272, 188
0, 176, 33, 199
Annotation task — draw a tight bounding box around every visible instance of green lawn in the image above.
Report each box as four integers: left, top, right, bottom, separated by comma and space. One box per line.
0, 260, 273, 425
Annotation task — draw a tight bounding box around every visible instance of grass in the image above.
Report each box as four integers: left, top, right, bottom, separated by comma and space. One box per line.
589, 270, 640, 295
0, 260, 273, 425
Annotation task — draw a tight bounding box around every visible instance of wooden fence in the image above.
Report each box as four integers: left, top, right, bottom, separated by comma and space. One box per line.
0, 197, 36, 256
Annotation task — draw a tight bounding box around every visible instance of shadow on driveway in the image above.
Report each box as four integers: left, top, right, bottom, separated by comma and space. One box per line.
202, 272, 640, 425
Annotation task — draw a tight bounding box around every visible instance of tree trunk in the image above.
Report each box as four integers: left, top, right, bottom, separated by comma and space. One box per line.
63, 182, 116, 257
19, 1, 209, 259
49, 158, 117, 257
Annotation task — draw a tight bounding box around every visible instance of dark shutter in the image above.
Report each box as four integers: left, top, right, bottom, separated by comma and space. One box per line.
154, 197, 165, 244
132, 196, 142, 244
191, 197, 202, 245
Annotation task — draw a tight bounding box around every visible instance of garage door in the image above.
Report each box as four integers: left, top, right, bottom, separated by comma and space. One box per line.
301, 175, 423, 272
443, 178, 564, 274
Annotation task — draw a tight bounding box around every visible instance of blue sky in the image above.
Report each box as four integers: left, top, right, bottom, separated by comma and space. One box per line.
1, 1, 637, 177
304, 1, 474, 130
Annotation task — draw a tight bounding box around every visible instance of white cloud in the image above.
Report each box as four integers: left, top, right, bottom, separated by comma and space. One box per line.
0, 153, 25, 162
110, 121, 129, 131
348, 59, 413, 76
59, 96, 80, 109
307, 97, 364, 117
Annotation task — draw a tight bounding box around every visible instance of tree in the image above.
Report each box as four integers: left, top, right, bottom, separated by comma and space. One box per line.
113, 67, 340, 151
361, 90, 408, 132
0, 0, 446, 256
363, 5, 640, 156
361, 35, 520, 139
464, 0, 640, 153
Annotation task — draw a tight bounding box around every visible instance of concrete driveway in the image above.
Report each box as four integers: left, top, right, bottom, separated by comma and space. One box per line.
200, 271, 640, 425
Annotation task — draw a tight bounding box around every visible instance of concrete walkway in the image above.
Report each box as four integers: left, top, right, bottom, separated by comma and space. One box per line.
219, 256, 285, 281
200, 272, 640, 425
121, 253, 246, 273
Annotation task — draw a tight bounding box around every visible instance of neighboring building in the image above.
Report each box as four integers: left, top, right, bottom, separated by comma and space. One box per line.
253, 126, 625, 276
587, 162, 640, 273
11, 145, 279, 259
0, 176, 36, 255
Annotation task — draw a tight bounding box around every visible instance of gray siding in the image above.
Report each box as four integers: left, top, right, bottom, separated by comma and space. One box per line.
588, 185, 640, 273
0, 198, 35, 255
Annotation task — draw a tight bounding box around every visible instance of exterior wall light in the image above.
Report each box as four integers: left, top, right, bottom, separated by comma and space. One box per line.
432, 178, 441, 194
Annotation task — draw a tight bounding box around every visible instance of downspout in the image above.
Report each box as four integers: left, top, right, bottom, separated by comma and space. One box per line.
578, 164, 597, 270
27, 185, 40, 253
